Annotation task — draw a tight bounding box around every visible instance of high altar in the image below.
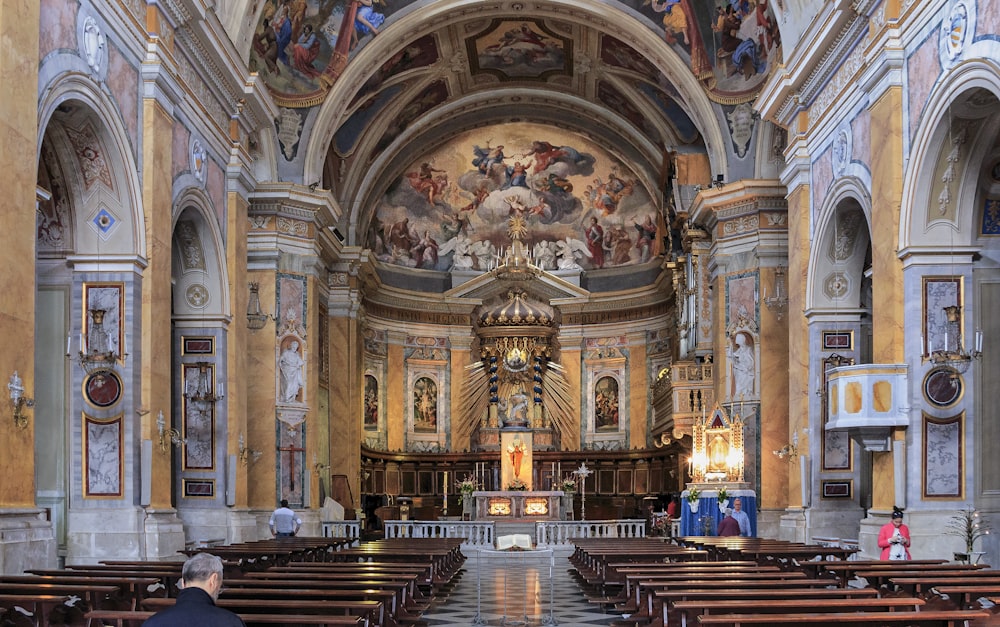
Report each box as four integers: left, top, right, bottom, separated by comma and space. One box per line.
473, 430, 566, 520
680, 405, 757, 535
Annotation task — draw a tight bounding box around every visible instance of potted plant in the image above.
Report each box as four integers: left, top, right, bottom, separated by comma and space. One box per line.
507, 477, 528, 491
946, 506, 992, 563
717, 487, 729, 512
559, 477, 577, 493
686, 486, 701, 514
456, 474, 480, 518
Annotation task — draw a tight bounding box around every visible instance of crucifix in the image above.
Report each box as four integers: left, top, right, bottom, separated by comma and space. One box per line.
278, 439, 305, 496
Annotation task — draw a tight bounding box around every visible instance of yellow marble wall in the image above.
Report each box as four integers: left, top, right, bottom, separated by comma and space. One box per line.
386, 338, 405, 452
225, 193, 249, 507
449, 342, 472, 451
868, 86, 905, 505
328, 313, 361, 505
246, 271, 278, 509
141, 99, 176, 509
781, 184, 811, 509
628, 334, 649, 449
0, 0, 40, 506
869, 87, 905, 364
560, 348, 583, 450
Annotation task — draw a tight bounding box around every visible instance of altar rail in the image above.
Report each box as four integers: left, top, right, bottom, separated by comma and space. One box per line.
376, 519, 643, 548
320, 520, 362, 545
535, 519, 646, 546
382, 520, 496, 547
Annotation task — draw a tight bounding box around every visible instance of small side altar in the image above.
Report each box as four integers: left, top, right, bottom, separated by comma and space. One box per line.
473, 490, 565, 520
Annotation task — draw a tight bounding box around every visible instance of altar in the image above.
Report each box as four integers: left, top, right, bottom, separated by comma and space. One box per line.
473, 490, 565, 520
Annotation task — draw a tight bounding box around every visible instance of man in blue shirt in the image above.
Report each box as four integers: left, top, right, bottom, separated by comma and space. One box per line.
731, 497, 752, 537
269, 499, 302, 538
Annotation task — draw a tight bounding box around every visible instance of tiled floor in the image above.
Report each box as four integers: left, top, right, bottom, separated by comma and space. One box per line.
422, 549, 617, 626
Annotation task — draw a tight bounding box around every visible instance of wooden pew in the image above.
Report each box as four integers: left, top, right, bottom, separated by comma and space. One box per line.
141, 597, 383, 627
890, 572, 1000, 595
0, 593, 74, 627
672, 597, 925, 627
694, 608, 989, 626
0, 575, 162, 609
928, 585, 1000, 609
85, 609, 365, 626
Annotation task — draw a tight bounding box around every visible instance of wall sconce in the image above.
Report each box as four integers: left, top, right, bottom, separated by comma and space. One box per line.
773, 430, 799, 460
7, 371, 34, 429
247, 282, 277, 331
238, 433, 262, 466
156, 410, 185, 454
763, 266, 789, 320
312, 454, 330, 476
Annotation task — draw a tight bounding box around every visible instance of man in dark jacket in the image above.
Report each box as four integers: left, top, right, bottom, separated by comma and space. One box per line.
143, 552, 245, 626
717, 508, 741, 537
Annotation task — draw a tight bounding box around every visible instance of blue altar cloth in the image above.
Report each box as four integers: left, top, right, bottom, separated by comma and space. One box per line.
680, 489, 757, 537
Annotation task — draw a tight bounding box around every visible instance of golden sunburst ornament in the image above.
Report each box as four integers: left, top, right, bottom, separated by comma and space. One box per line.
507, 214, 527, 240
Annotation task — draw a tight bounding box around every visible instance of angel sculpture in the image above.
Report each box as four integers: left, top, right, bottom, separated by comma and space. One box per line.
439, 232, 474, 270
532, 240, 556, 270
554, 237, 592, 270
470, 238, 497, 271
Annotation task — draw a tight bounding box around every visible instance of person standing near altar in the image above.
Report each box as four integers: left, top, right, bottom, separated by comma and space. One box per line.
731, 497, 752, 537
717, 508, 740, 536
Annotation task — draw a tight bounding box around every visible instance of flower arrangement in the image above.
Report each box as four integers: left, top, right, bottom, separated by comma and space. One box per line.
946, 506, 992, 555
717, 487, 729, 503
455, 474, 480, 505
507, 477, 528, 491
686, 487, 701, 503
559, 477, 577, 492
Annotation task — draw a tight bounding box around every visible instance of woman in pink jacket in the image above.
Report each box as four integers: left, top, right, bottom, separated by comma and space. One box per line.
878, 507, 911, 560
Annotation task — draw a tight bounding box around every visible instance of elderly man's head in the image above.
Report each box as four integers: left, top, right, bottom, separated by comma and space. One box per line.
180, 553, 225, 600
733, 497, 743, 511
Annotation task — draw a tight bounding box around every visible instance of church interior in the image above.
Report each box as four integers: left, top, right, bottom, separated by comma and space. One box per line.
2, 0, 999, 573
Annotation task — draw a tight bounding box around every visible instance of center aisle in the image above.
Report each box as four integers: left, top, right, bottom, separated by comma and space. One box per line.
421, 549, 617, 626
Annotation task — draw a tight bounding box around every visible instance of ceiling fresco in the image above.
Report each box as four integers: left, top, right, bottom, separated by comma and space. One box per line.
250, 0, 780, 109
367, 123, 661, 273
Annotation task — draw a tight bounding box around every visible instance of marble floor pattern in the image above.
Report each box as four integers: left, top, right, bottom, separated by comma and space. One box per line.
421, 549, 617, 626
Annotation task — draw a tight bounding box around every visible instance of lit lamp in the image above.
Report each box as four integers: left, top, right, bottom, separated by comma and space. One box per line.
156, 410, 185, 454
7, 371, 34, 429
77, 308, 125, 378
186, 362, 224, 404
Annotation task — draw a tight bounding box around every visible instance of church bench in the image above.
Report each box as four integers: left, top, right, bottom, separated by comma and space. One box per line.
652, 589, 882, 627
840, 567, 992, 591
228, 575, 429, 612
141, 597, 383, 627
0, 583, 123, 613
889, 573, 1000, 595
37, 567, 182, 592
672, 596, 926, 627
84, 609, 364, 626
625, 576, 839, 623
260, 565, 434, 600
924, 585, 1000, 609
617, 571, 809, 614
0, 576, 162, 609
589, 564, 782, 604
694, 608, 990, 626
217, 587, 415, 626
799, 558, 949, 581
0, 593, 77, 627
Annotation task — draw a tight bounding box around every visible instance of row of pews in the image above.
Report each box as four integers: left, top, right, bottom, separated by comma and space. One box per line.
569, 536, 1000, 626
0, 536, 465, 626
